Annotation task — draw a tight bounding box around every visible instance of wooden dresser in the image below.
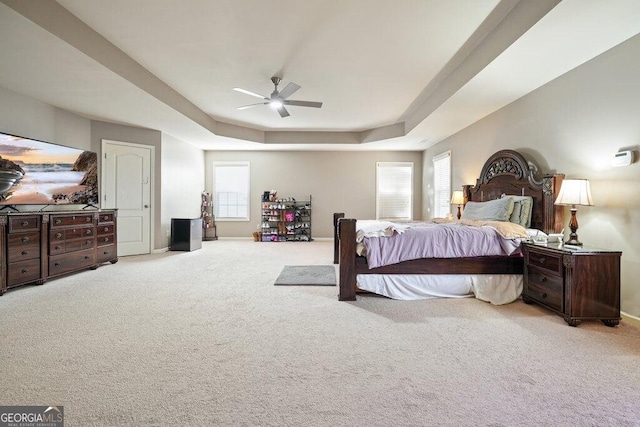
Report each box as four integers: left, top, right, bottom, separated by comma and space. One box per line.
0, 210, 118, 295
521, 242, 621, 327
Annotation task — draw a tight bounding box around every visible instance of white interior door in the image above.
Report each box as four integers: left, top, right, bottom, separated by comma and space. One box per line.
102, 140, 152, 256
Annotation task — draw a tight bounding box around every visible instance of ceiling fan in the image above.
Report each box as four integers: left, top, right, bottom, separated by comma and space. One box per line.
233, 76, 323, 118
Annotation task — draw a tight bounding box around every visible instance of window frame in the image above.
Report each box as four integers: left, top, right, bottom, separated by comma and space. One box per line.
212, 161, 251, 222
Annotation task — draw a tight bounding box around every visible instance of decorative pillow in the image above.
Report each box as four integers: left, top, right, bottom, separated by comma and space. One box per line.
508, 200, 523, 224
461, 197, 515, 222
503, 195, 533, 228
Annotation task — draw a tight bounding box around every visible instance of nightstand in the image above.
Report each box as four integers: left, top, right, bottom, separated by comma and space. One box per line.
521, 242, 621, 327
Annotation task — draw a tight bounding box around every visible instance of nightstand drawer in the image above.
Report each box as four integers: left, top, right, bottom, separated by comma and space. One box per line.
527, 248, 562, 275
526, 267, 563, 312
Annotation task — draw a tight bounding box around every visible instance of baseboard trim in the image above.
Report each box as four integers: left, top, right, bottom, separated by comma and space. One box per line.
621, 311, 640, 329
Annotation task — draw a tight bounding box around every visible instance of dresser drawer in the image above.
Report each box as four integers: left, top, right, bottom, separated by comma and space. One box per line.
527, 248, 562, 275
8, 216, 40, 233
7, 239, 40, 263
526, 267, 563, 312
97, 234, 114, 247
7, 235, 40, 262
65, 238, 94, 252
97, 244, 117, 263
50, 226, 94, 242
50, 240, 66, 255
97, 224, 114, 236
7, 258, 41, 286
98, 212, 115, 224
50, 214, 94, 228
49, 248, 95, 276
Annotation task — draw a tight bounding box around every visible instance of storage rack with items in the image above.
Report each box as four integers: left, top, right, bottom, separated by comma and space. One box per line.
260, 193, 312, 242
201, 191, 217, 241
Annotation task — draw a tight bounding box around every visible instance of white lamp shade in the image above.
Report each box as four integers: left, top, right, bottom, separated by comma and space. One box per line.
450, 190, 464, 205
554, 179, 594, 206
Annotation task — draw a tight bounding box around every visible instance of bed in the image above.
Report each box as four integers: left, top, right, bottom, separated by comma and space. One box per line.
333, 149, 565, 303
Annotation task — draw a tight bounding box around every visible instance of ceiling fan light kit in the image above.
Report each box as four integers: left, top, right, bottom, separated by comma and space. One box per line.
233, 76, 323, 118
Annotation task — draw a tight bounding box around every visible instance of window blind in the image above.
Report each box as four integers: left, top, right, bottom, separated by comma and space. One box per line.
213, 161, 250, 221
432, 151, 451, 219
376, 162, 413, 220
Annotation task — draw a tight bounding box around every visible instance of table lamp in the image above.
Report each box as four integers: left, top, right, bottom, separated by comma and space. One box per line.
554, 179, 593, 246
450, 190, 464, 220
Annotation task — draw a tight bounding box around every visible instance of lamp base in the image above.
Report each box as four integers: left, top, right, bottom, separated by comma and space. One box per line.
565, 238, 583, 246
564, 207, 583, 246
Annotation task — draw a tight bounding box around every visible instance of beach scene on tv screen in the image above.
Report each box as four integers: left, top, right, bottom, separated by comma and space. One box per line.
0, 133, 98, 205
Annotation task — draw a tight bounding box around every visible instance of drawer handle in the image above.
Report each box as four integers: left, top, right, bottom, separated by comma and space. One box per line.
84, 256, 90, 260
21, 236, 29, 243
21, 250, 28, 256
86, 230, 92, 235
86, 217, 91, 222
21, 220, 29, 226
542, 293, 548, 299
55, 219, 61, 224
539, 257, 546, 264
539, 276, 548, 283
54, 262, 60, 267
103, 251, 109, 255
86, 240, 92, 245
104, 227, 109, 232
21, 268, 28, 274
55, 245, 62, 250
56, 233, 63, 239
104, 237, 109, 242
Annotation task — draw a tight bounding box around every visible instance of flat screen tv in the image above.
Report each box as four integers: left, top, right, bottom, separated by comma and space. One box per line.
0, 131, 98, 207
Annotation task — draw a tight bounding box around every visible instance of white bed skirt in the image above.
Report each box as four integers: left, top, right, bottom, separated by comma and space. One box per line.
356, 274, 523, 305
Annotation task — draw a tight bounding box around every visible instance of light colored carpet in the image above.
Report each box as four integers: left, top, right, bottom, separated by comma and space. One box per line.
0, 239, 639, 426
274, 265, 336, 286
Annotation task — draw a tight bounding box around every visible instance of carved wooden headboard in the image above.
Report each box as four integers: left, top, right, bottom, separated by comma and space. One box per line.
461, 149, 564, 234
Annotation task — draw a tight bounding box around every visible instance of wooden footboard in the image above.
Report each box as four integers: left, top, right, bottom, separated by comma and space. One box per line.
334, 215, 524, 301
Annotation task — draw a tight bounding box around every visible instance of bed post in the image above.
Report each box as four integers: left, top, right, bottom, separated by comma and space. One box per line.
338, 218, 357, 301
542, 174, 565, 234
333, 213, 344, 264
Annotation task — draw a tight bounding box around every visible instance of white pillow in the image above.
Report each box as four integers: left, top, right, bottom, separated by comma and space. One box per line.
461, 198, 515, 222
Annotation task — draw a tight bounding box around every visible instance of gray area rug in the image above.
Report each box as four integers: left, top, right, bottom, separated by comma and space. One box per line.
274, 265, 336, 286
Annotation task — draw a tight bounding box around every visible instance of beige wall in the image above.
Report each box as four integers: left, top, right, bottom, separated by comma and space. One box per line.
205, 151, 423, 239
423, 33, 640, 317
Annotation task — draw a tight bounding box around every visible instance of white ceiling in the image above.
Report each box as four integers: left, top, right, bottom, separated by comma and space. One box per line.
1, 0, 639, 151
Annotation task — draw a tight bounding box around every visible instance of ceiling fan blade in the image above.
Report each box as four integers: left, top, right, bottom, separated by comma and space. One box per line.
233, 87, 268, 100
283, 100, 323, 108
276, 105, 290, 118
278, 82, 301, 99
237, 102, 268, 110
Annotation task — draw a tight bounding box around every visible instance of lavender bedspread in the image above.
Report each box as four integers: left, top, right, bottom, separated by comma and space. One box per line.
362, 222, 524, 269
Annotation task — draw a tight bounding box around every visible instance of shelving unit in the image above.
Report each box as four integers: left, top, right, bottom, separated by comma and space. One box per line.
201, 191, 218, 241
260, 195, 312, 242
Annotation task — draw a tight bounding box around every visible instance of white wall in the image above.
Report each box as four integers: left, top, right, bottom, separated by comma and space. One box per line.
161, 133, 205, 248
0, 86, 91, 150
423, 33, 640, 317
205, 150, 423, 239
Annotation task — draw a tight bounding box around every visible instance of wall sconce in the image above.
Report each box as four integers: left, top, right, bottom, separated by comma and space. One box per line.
450, 190, 464, 220
554, 179, 594, 246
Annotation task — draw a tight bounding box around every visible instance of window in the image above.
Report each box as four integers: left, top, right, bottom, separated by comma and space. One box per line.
432, 151, 451, 218
212, 161, 250, 221
376, 162, 413, 220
